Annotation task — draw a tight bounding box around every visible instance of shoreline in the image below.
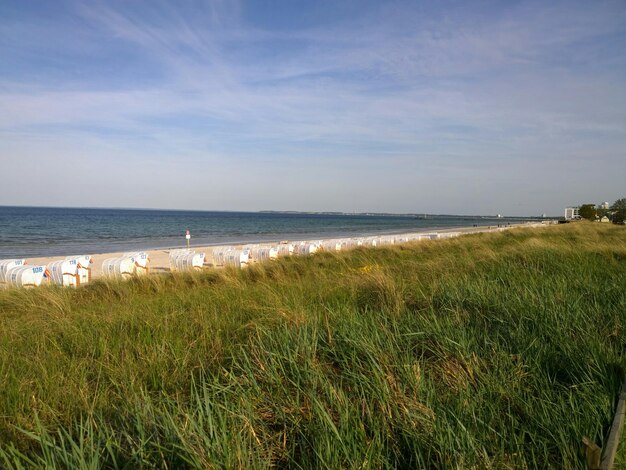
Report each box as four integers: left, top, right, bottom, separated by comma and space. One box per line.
20, 221, 551, 280
6, 221, 530, 260
0, 209, 545, 260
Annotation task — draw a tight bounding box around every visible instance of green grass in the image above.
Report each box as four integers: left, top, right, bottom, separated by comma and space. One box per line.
0, 222, 625, 468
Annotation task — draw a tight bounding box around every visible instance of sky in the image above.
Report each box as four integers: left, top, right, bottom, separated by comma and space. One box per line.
0, 0, 625, 216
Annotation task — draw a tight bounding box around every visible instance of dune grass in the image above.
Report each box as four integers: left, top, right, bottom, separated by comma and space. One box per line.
0, 222, 625, 468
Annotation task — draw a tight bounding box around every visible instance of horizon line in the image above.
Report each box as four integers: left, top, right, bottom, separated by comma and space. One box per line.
0, 204, 551, 219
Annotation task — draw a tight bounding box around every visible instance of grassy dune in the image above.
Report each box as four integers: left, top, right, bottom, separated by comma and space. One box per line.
0, 223, 625, 468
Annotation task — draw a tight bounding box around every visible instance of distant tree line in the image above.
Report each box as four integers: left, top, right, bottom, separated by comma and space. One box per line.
577, 198, 626, 224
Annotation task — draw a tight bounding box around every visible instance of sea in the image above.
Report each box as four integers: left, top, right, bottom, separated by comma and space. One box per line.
0, 206, 541, 258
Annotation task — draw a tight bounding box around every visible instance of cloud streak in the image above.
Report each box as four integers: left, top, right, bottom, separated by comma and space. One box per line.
1, 0, 625, 214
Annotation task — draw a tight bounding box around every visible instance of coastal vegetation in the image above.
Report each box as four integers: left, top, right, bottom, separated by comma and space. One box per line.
0, 222, 625, 468
576, 197, 626, 223
611, 199, 626, 224
578, 204, 599, 221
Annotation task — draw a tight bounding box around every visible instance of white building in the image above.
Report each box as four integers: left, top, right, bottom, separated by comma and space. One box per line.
601, 202, 610, 210
564, 207, 580, 220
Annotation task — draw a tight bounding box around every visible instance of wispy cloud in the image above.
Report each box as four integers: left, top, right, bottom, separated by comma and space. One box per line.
1, 0, 625, 214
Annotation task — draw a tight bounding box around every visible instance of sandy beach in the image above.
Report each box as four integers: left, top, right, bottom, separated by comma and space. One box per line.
18, 221, 550, 281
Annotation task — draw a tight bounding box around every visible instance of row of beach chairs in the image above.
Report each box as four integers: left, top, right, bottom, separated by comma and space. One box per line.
0, 252, 150, 287
0, 231, 472, 288
166, 232, 465, 272
0, 256, 93, 288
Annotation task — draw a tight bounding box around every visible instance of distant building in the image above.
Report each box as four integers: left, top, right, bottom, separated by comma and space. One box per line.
600, 216, 610, 223
564, 207, 579, 220
601, 202, 610, 210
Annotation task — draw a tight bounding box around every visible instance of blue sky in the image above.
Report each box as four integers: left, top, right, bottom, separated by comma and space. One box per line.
1, 0, 625, 215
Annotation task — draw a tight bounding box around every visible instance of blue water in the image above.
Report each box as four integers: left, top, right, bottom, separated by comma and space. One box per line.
0, 206, 539, 258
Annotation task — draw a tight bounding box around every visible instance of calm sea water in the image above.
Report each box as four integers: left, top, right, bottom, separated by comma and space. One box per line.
0, 206, 538, 258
